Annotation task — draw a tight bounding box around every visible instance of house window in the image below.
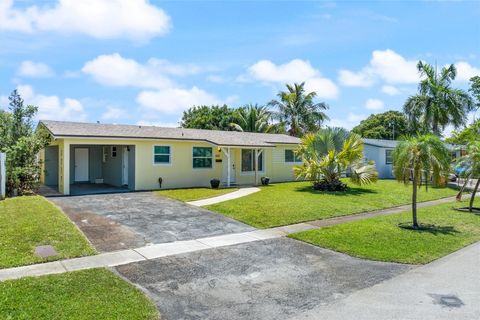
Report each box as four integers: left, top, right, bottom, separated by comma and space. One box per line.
285, 149, 302, 163
241, 149, 263, 172
153, 145, 171, 164
192, 147, 212, 168
111, 146, 117, 158
385, 149, 393, 165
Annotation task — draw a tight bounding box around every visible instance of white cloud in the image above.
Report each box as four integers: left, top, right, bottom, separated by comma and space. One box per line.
0, 0, 171, 41
338, 49, 420, 87
207, 75, 225, 83
381, 85, 401, 96
365, 98, 384, 110
136, 86, 221, 114
101, 106, 127, 120
82, 53, 203, 89
338, 70, 374, 87
328, 112, 367, 130
454, 61, 480, 82
82, 53, 173, 88
245, 59, 339, 99
15, 84, 86, 121
17, 60, 53, 78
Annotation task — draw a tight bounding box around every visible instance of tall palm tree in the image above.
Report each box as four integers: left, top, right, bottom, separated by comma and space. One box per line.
294, 127, 378, 191
230, 104, 285, 133
269, 82, 329, 137
455, 140, 480, 212
392, 135, 451, 228
404, 61, 473, 136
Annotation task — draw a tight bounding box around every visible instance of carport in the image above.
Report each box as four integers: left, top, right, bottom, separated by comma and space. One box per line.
42, 143, 136, 195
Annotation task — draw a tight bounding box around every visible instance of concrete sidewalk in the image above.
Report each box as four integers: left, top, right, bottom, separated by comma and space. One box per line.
0, 228, 285, 281
186, 187, 260, 206
293, 241, 480, 320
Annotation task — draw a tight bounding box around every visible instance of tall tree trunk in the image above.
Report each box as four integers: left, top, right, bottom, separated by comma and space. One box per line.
469, 179, 480, 212
412, 176, 419, 228
456, 176, 471, 201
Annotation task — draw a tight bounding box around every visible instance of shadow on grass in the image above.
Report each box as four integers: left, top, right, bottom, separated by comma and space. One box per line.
398, 223, 460, 236
293, 185, 378, 196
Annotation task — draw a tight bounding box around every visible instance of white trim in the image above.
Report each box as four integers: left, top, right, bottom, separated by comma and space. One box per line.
192, 146, 214, 170
152, 144, 172, 166
122, 146, 129, 186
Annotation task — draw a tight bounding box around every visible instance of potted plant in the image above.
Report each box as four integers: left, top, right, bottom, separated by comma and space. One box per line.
210, 178, 220, 189
260, 176, 270, 186
158, 177, 163, 189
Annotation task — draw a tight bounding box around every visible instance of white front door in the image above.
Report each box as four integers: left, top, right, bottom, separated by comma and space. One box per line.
74, 148, 89, 182
122, 147, 129, 186
223, 149, 236, 184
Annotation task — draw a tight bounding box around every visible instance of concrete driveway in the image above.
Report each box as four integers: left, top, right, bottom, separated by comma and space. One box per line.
50, 192, 254, 252
115, 237, 411, 320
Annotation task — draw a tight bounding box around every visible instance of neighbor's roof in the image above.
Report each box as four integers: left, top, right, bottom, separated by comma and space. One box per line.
39, 120, 300, 147
363, 139, 399, 148
363, 138, 464, 151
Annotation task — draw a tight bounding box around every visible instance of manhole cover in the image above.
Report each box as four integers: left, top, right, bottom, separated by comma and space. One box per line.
429, 294, 464, 308
34, 245, 58, 258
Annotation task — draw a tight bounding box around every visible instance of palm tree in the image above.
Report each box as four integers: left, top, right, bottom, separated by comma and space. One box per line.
392, 135, 451, 228
455, 140, 480, 212
230, 104, 285, 133
294, 127, 378, 191
404, 61, 473, 136
269, 82, 329, 137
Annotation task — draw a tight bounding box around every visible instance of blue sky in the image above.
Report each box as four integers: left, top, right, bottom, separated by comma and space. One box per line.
1, 0, 479, 134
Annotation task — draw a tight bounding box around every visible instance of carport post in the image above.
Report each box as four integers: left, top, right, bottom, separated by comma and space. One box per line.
0, 152, 5, 199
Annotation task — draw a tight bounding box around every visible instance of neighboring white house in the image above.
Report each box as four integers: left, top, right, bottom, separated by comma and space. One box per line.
363, 139, 465, 179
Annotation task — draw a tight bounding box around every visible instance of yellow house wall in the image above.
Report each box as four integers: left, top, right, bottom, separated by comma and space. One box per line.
46, 138, 300, 194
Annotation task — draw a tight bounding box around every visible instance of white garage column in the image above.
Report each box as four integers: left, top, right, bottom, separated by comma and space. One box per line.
63, 142, 70, 195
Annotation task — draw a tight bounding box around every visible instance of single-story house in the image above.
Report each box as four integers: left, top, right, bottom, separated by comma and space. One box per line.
363, 138, 465, 179
38, 120, 302, 195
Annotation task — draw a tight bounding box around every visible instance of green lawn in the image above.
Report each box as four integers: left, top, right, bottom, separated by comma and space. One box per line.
0, 268, 159, 320
0, 196, 96, 269
155, 187, 238, 202
205, 180, 458, 228
290, 201, 480, 264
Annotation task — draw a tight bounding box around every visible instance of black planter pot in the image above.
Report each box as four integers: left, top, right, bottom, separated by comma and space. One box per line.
210, 179, 220, 189
261, 177, 270, 186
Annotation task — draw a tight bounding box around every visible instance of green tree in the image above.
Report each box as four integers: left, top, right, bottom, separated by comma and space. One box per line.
180, 105, 237, 130
392, 135, 450, 228
294, 127, 378, 191
0, 90, 50, 195
230, 104, 285, 133
446, 120, 480, 145
352, 111, 409, 139
469, 76, 480, 112
404, 61, 473, 136
455, 140, 480, 212
269, 82, 329, 137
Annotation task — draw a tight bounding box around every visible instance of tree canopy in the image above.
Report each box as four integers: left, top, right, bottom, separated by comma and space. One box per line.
403, 61, 473, 136
352, 111, 409, 140
1, 90, 50, 195
269, 82, 329, 137
230, 104, 285, 133
180, 104, 237, 130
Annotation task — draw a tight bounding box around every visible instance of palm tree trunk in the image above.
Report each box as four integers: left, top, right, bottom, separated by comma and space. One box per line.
469, 179, 480, 212
412, 176, 419, 228
456, 176, 471, 201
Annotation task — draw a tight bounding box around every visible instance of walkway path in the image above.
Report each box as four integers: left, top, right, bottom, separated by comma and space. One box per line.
0, 195, 461, 282
186, 187, 260, 206
293, 241, 480, 320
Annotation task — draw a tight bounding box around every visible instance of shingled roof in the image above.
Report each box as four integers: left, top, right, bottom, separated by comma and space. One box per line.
39, 120, 300, 147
